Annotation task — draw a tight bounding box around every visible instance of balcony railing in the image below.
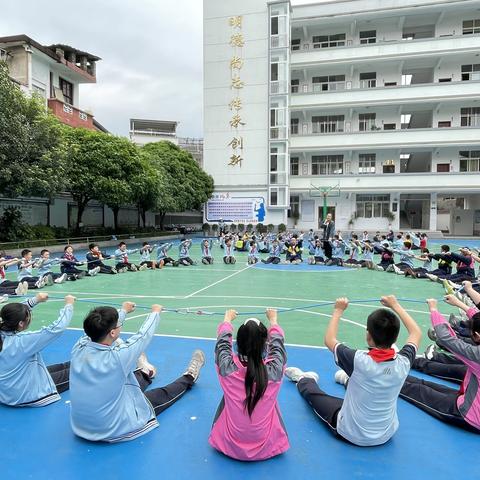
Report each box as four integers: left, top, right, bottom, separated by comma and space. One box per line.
292, 121, 346, 135
271, 34, 289, 49
270, 80, 289, 95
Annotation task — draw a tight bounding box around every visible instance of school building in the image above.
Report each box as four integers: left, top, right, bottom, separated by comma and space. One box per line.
203, 0, 480, 235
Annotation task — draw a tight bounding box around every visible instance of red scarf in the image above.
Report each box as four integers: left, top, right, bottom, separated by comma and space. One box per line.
0, 266, 4, 279
368, 348, 396, 363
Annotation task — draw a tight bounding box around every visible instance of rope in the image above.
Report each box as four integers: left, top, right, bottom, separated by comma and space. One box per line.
6, 294, 443, 317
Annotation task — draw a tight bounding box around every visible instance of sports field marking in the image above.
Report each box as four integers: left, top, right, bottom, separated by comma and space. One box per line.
183, 265, 253, 298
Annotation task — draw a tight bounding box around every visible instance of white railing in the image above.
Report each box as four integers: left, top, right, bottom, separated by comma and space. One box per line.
359, 79, 377, 89
291, 122, 345, 135
270, 80, 289, 95
271, 34, 289, 49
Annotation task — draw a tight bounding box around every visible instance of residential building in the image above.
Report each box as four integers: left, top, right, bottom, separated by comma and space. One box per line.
203, 0, 480, 234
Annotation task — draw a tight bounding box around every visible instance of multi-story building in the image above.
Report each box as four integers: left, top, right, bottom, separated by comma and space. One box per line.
130, 118, 204, 166
0, 34, 100, 130
204, 0, 480, 235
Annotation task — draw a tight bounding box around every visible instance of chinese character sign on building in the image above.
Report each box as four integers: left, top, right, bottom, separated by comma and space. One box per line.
228, 15, 245, 167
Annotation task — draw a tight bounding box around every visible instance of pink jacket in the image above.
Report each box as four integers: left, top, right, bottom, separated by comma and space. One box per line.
432, 308, 480, 430
208, 321, 289, 461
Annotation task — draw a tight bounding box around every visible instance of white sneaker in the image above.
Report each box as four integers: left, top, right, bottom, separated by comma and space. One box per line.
285, 367, 319, 383
22, 281, 29, 294
0, 294, 8, 303
424, 344, 436, 360
426, 273, 438, 282
54, 273, 67, 284
44, 274, 54, 286
14, 284, 23, 296
385, 265, 395, 272
138, 264, 148, 271
393, 265, 404, 275
137, 352, 157, 378
375, 265, 384, 271
183, 350, 206, 383
88, 268, 98, 276
334, 369, 349, 386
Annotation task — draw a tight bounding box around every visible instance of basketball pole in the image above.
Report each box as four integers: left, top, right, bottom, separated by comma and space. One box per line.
323, 192, 327, 220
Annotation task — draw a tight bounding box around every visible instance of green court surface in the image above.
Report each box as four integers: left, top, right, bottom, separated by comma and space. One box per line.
5, 245, 461, 351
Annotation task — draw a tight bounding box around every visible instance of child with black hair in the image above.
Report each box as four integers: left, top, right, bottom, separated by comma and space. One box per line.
427, 247, 476, 284
223, 238, 236, 264
178, 239, 196, 266
61, 245, 98, 280
358, 240, 375, 269
326, 236, 346, 267
404, 248, 433, 279
36, 249, 68, 285
247, 240, 260, 265
0, 293, 75, 406
86, 244, 117, 274
261, 239, 281, 265
400, 295, 480, 433
209, 308, 289, 461
201, 239, 214, 265
70, 302, 205, 442
156, 243, 176, 268
17, 249, 47, 289
344, 236, 362, 268
114, 242, 147, 273
376, 243, 394, 271
389, 241, 415, 274
285, 237, 302, 264
307, 239, 325, 265
286, 295, 421, 446
139, 242, 158, 270
0, 254, 28, 299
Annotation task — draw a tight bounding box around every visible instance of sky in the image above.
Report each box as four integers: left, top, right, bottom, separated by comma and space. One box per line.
0, 0, 330, 138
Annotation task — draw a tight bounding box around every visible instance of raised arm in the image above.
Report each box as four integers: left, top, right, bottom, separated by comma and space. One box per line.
325, 297, 348, 351
462, 281, 480, 307
265, 309, 287, 381
380, 295, 422, 349
215, 309, 237, 377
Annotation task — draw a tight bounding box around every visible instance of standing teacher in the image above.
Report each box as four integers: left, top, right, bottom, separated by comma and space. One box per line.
321, 213, 335, 259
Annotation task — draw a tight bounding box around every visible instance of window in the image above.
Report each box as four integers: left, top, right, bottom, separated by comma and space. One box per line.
291, 79, 299, 93
291, 38, 301, 51
356, 194, 390, 218
401, 114, 412, 129
359, 72, 376, 88
358, 154, 376, 174
461, 64, 480, 81
312, 115, 344, 133
271, 16, 279, 35
313, 33, 346, 49
436, 163, 450, 172
459, 151, 480, 172
270, 189, 278, 206
384, 82, 397, 87
290, 118, 299, 135
461, 107, 480, 127
438, 121, 451, 128
288, 195, 300, 218
401, 74, 413, 86
384, 123, 396, 130
359, 30, 376, 44
311, 155, 344, 175
359, 113, 376, 131
271, 63, 278, 81
290, 157, 299, 176
463, 19, 480, 35
383, 160, 395, 174
59, 77, 73, 105
270, 147, 278, 172
312, 75, 345, 92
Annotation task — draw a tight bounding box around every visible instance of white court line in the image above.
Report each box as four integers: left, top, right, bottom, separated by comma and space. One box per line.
65, 328, 329, 350
183, 265, 252, 299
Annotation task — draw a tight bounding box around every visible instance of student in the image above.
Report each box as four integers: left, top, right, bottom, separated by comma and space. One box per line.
69, 302, 205, 442
0, 254, 27, 298
139, 242, 158, 270
114, 242, 147, 273
362, 231, 369, 242
424, 245, 453, 280
61, 245, 98, 280
36, 249, 68, 284
308, 239, 325, 265
400, 296, 480, 433
223, 238, 236, 264
176, 239, 196, 266
376, 243, 394, 271
261, 239, 281, 265
17, 249, 46, 288
326, 235, 346, 267
344, 236, 362, 268
86, 244, 117, 275
359, 240, 375, 269
201, 239, 214, 265
404, 248, 432, 278
420, 233, 428, 250
429, 247, 476, 285
285, 295, 421, 446
0, 293, 74, 407
157, 243, 176, 268
247, 240, 260, 265
285, 237, 302, 264
389, 241, 415, 274
209, 308, 289, 461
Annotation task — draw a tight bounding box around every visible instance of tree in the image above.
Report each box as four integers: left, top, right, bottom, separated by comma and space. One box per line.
141, 141, 214, 229
0, 61, 66, 198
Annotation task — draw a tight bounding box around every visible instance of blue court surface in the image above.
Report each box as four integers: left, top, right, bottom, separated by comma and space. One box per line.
1, 329, 477, 480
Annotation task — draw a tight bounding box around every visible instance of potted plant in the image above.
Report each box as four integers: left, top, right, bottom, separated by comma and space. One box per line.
278, 223, 287, 233
211, 224, 219, 236
267, 223, 275, 233
237, 223, 245, 233
255, 223, 264, 234
246, 223, 254, 233
202, 222, 210, 236
384, 210, 395, 222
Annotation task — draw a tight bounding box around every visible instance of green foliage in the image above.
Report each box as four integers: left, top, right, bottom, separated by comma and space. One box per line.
229, 223, 237, 233
237, 223, 245, 232
0, 62, 66, 198
30, 225, 56, 240
246, 223, 253, 232
267, 223, 275, 233
211, 224, 219, 233
0, 207, 32, 241
202, 223, 210, 234
278, 223, 287, 233
255, 223, 264, 233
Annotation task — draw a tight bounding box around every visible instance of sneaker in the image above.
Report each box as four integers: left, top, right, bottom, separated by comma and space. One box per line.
137, 352, 157, 379
14, 284, 23, 296
130, 264, 138, 272
334, 369, 349, 386
448, 313, 462, 331
0, 294, 8, 303
183, 350, 206, 383
138, 264, 148, 271
54, 273, 67, 284
375, 265, 384, 271
22, 282, 29, 295
424, 344, 437, 360
386, 265, 395, 273
77, 271, 87, 279
88, 268, 98, 276
427, 327, 437, 341
45, 274, 54, 286
393, 265, 404, 275
285, 367, 319, 383
426, 273, 438, 282
443, 279, 455, 295
111, 268, 118, 274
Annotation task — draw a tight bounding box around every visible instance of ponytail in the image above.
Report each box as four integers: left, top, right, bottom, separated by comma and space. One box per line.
237, 321, 268, 417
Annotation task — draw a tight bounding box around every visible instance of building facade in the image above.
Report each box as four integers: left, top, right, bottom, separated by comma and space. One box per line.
203, 0, 480, 234
0, 34, 100, 130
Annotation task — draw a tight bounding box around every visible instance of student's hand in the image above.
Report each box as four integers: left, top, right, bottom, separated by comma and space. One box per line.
64, 295, 76, 305
265, 308, 278, 326
151, 304, 163, 313
334, 297, 349, 311
426, 298, 438, 310
224, 309, 237, 323
380, 295, 400, 310
122, 301, 136, 313
443, 295, 459, 307
35, 293, 49, 303
462, 280, 473, 290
